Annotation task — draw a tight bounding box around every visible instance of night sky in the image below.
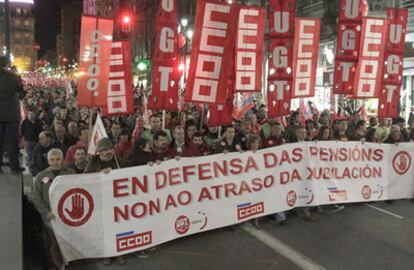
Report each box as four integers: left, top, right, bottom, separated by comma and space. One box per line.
32, 0, 63, 57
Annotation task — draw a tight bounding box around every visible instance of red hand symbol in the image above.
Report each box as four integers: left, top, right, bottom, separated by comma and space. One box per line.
65, 194, 85, 220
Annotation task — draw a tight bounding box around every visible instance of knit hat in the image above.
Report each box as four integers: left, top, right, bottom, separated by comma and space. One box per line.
97, 138, 113, 152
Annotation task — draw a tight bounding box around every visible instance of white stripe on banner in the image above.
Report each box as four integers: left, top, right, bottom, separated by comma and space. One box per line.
242, 224, 327, 270
110, 55, 122, 60
110, 60, 123, 65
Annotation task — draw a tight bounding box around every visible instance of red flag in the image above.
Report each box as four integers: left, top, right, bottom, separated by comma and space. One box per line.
77, 16, 114, 107
333, 0, 366, 95
149, 0, 180, 110
353, 17, 389, 98
267, 0, 295, 118
208, 100, 234, 126
291, 18, 320, 98
102, 40, 134, 116
185, 0, 238, 105
378, 8, 407, 118
234, 6, 265, 92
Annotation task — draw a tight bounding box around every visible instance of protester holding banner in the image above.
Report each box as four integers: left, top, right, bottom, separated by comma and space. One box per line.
84, 138, 120, 174
32, 148, 74, 269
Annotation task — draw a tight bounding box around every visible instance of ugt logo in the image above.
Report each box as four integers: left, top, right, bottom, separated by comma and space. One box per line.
392, 151, 411, 175
58, 188, 94, 227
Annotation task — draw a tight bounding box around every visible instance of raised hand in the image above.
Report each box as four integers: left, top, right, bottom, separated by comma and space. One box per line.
65, 194, 84, 220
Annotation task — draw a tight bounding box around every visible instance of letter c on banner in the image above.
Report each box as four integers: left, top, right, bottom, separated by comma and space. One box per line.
160, 27, 175, 53
387, 54, 400, 75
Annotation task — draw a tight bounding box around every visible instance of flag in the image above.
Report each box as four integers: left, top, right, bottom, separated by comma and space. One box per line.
88, 112, 109, 155
65, 81, 73, 100
232, 93, 254, 120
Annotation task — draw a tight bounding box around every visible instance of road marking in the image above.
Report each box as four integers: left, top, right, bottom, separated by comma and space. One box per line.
364, 204, 404, 219
242, 224, 327, 270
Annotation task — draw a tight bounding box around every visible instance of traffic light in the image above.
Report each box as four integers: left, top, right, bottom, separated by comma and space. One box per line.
137, 60, 149, 71
120, 13, 132, 33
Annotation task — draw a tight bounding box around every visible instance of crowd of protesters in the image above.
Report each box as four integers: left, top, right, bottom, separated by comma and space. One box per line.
2, 58, 414, 268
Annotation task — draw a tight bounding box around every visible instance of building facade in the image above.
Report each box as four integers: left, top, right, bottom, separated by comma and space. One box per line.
0, 0, 35, 71
57, 0, 82, 64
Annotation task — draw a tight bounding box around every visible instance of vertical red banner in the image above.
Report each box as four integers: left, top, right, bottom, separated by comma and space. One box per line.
184, 0, 238, 105
378, 8, 407, 118
353, 17, 389, 98
234, 6, 265, 92
149, 0, 180, 111
333, 0, 366, 95
78, 16, 114, 108
291, 18, 320, 98
102, 41, 134, 116
267, 0, 295, 117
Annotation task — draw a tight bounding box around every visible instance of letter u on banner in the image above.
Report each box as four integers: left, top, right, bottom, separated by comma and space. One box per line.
78, 16, 114, 108
291, 18, 320, 98
185, 0, 238, 105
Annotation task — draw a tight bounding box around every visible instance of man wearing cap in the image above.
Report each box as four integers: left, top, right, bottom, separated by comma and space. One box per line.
83, 138, 125, 265
84, 138, 120, 174
0, 56, 25, 173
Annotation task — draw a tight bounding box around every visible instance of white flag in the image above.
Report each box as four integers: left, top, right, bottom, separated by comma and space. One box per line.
88, 112, 109, 155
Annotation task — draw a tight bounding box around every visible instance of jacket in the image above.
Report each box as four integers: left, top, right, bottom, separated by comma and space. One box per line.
32, 167, 75, 218
0, 69, 24, 122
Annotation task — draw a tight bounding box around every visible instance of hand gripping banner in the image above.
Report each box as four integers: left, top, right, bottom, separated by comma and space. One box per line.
291, 18, 320, 98
333, 0, 366, 95
353, 17, 389, 98
185, 0, 238, 105
378, 8, 407, 119
149, 0, 180, 111
78, 16, 114, 108
234, 6, 265, 92
267, 0, 295, 117
50, 142, 414, 262
102, 41, 134, 116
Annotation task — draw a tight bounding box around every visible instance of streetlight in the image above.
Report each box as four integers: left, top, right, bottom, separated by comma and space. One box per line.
181, 18, 188, 27
186, 29, 193, 39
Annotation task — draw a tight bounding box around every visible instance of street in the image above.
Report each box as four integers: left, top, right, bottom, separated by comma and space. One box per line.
63, 200, 414, 270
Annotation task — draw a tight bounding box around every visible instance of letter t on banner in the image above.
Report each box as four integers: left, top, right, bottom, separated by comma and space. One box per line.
291, 18, 320, 98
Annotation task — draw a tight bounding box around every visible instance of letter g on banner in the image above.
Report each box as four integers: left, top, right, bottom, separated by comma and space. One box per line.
58, 188, 94, 227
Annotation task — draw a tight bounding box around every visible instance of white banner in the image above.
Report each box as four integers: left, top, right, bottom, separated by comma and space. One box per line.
49, 142, 414, 262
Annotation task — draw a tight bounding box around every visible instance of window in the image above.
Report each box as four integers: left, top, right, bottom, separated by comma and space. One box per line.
16, 8, 21, 15
14, 19, 21, 27
24, 20, 30, 27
